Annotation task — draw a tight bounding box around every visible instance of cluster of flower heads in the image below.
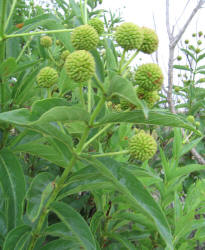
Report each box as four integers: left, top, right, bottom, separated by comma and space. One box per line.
115, 22, 159, 54
36, 18, 104, 87
65, 19, 104, 82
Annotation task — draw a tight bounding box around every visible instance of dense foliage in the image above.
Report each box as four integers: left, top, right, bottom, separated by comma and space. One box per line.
0, 0, 204, 249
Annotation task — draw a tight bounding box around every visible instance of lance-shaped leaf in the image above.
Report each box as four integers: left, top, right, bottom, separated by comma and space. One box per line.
98, 109, 200, 135
50, 201, 96, 250
3, 225, 31, 250
0, 149, 26, 230
26, 172, 55, 222
82, 156, 173, 249
0, 98, 90, 126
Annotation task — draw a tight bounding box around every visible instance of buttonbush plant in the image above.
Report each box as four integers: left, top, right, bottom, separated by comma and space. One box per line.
0, 0, 204, 250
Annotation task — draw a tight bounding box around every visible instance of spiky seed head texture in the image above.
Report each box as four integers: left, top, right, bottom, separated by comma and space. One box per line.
187, 115, 195, 124
36, 67, 58, 88
64, 50, 95, 83
88, 18, 104, 35
137, 87, 159, 108
134, 63, 163, 91
115, 22, 143, 51
61, 50, 70, 61
129, 130, 157, 161
71, 24, 99, 51
140, 27, 159, 54
40, 36, 52, 48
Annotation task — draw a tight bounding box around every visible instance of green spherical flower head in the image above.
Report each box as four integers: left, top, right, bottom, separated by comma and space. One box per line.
115, 22, 143, 51
61, 50, 70, 61
71, 24, 99, 51
65, 50, 95, 83
140, 27, 159, 54
88, 18, 104, 35
198, 31, 203, 37
40, 36, 52, 48
137, 87, 159, 108
177, 56, 182, 61
187, 115, 195, 124
37, 67, 58, 88
129, 130, 157, 161
134, 63, 164, 91
195, 121, 200, 128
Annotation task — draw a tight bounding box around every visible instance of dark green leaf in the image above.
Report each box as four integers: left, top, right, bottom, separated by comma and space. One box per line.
3, 225, 31, 250
50, 201, 96, 250
82, 157, 173, 249
0, 149, 26, 230
40, 239, 80, 250
98, 110, 200, 135
26, 173, 55, 222
108, 75, 148, 118
0, 58, 17, 77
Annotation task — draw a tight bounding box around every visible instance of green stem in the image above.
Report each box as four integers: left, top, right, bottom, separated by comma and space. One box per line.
47, 48, 59, 67
87, 80, 92, 113
87, 150, 129, 158
119, 50, 126, 72
4, 0, 18, 31
89, 96, 106, 126
79, 84, 86, 109
82, 124, 112, 151
84, 0, 88, 24
47, 88, 52, 98
94, 74, 106, 94
0, 0, 7, 37
16, 36, 33, 63
28, 91, 106, 249
5, 28, 73, 40
0, 77, 5, 111
121, 50, 139, 73
80, 0, 85, 24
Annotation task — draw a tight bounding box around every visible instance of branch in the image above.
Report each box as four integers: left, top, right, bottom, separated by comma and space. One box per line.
172, 0, 204, 47
166, 0, 173, 41
191, 148, 205, 165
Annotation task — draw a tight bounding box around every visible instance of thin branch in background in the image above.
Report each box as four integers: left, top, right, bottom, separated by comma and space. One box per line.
165, 0, 205, 165
152, 13, 159, 64
174, 0, 192, 32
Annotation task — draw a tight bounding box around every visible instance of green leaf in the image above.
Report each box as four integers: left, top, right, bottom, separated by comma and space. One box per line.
45, 222, 72, 239
180, 137, 203, 157
82, 157, 173, 249
0, 58, 17, 77
58, 166, 113, 200
13, 139, 69, 168
0, 149, 26, 230
91, 49, 105, 82
180, 48, 196, 61
26, 172, 55, 222
90, 211, 104, 234
98, 110, 200, 135
107, 233, 136, 250
40, 239, 80, 250
0, 211, 7, 237
170, 164, 205, 180
108, 75, 148, 118
197, 52, 205, 62
3, 225, 31, 250
104, 39, 118, 71
173, 65, 192, 72
50, 201, 96, 250
0, 99, 90, 126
